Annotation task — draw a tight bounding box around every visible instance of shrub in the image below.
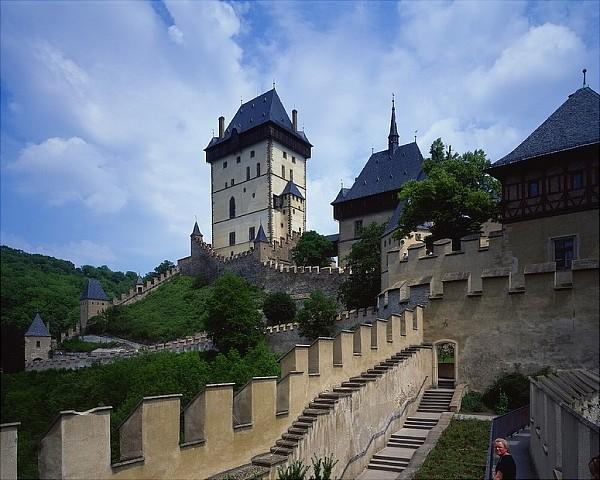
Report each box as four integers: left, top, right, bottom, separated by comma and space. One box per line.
483, 371, 530, 412
291, 231, 333, 267
263, 292, 297, 326
460, 391, 485, 413
297, 290, 337, 341
495, 389, 509, 415
277, 460, 309, 480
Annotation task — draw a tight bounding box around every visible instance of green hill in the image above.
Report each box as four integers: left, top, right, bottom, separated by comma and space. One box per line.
89, 275, 212, 343
0, 245, 137, 336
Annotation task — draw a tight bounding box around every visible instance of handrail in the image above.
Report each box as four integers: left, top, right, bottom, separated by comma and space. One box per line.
484, 404, 530, 480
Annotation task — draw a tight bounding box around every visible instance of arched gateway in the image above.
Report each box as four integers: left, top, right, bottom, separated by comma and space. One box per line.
433, 339, 457, 389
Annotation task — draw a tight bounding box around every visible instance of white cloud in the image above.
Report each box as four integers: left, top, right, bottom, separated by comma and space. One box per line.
1, 231, 117, 267
168, 25, 185, 44
9, 137, 127, 213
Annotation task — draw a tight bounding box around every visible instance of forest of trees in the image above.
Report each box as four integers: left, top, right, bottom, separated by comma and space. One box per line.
0, 246, 138, 336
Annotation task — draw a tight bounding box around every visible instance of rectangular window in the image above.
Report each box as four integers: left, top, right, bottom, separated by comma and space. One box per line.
229, 231, 236, 246
506, 183, 520, 201
36, 341, 41, 348
273, 194, 282, 208
225, 182, 228, 188
290, 169, 293, 181
249, 226, 255, 241
236, 156, 241, 164
354, 220, 363, 237
231, 178, 235, 186
553, 236, 576, 270
223, 161, 227, 169
569, 170, 584, 190
256, 163, 261, 176
292, 156, 296, 164
250, 150, 255, 158
547, 175, 562, 194
246, 166, 251, 181
282, 165, 285, 178
283, 151, 287, 159
527, 179, 540, 198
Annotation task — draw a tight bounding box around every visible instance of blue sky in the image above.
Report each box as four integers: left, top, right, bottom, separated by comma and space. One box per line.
1, 0, 599, 274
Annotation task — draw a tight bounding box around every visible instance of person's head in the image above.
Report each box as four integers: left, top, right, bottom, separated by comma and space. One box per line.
494, 438, 510, 456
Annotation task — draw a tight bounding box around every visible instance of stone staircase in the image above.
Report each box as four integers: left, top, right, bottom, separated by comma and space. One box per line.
253, 346, 424, 463
357, 386, 454, 479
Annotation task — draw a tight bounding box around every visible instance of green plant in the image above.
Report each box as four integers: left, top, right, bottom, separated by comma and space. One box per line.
58, 338, 118, 353
291, 231, 333, 267
311, 453, 338, 480
297, 290, 338, 341
277, 460, 309, 480
460, 391, 485, 413
495, 389, 509, 415
482, 371, 530, 411
263, 292, 297, 326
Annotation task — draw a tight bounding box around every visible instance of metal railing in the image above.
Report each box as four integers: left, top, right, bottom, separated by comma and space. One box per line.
484, 404, 530, 479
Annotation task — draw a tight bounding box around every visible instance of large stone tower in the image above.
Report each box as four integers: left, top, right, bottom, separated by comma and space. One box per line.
205, 88, 312, 257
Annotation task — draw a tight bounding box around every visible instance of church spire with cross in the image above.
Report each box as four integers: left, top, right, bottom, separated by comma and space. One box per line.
388, 94, 399, 154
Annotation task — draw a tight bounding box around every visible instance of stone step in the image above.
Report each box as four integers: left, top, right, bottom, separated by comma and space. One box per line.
334, 386, 359, 393
387, 441, 421, 449
320, 391, 350, 399
298, 415, 317, 423
276, 439, 298, 449
417, 408, 449, 413
288, 427, 308, 435
372, 447, 415, 461
361, 373, 380, 379
406, 416, 438, 423
388, 436, 424, 445
303, 408, 328, 416
402, 423, 434, 430
270, 445, 292, 455
313, 396, 337, 404
369, 458, 409, 468
367, 369, 386, 375
282, 433, 303, 442
349, 377, 370, 383
341, 382, 364, 389
309, 402, 334, 410
367, 464, 405, 473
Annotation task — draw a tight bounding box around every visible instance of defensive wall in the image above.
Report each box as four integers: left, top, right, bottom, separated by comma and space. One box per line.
113, 268, 179, 307
1, 308, 434, 479
25, 333, 212, 372
178, 236, 349, 300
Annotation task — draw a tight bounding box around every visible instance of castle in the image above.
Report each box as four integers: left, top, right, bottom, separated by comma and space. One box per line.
1, 83, 598, 479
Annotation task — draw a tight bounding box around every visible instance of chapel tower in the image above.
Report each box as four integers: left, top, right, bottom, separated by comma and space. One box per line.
205, 88, 312, 257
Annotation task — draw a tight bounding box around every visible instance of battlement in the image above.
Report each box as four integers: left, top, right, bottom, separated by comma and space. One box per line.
265, 307, 379, 335
113, 267, 179, 307
26, 307, 425, 479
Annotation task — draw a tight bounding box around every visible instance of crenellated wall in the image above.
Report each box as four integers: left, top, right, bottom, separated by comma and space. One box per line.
113, 268, 180, 307
178, 237, 349, 300
419, 259, 599, 390
19, 307, 429, 479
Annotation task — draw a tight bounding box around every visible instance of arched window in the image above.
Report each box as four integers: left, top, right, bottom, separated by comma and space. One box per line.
229, 196, 236, 218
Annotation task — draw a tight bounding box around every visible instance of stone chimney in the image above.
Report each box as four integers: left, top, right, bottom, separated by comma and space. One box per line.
292, 109, 298, 131
218, 116, 225, 138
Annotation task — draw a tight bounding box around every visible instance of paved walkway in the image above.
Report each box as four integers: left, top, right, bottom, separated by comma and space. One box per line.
506, 427, 537, 479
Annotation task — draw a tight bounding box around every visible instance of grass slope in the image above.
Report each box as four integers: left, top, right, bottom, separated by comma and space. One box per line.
91, 275, 211, 343
415, 418, 491, 479
1, 346, 280, 479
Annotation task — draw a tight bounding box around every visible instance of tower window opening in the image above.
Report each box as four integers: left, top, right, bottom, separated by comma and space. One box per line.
282, 165, 285, 178
229, 196, 236, 218
256, 163, 261, 176
246, 166, 251, 181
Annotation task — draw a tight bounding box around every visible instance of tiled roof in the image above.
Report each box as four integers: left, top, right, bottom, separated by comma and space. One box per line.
254, 224, 269, 243
206, 88, 311, 149
80, 278, 108, 301
281, 181, 305, 199
25, 313, 51, 337
492, 87, 600, 169
331, 142, 425, 204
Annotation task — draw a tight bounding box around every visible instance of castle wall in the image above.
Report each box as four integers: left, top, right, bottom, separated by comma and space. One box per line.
33, 307, 427, 479
421, 261, 599, 390
504, 209, 599, 269
0, 423, 19, 480
337, 210, 394, 266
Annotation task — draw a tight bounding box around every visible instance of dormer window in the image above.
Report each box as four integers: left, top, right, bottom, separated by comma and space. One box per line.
283, 151, 287, 159
250, 150, 255, 158
223, 161, 227, 169
236, 156, 241, 163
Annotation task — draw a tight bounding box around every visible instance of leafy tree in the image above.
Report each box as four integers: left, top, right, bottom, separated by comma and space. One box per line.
396, 138, 501, 250
338, 222, 385, 309
291, 231, 333, 267
204, 272, 264, 354
297, 290, 337, 341
144, 260, 175, 281
263, 291, 297, 326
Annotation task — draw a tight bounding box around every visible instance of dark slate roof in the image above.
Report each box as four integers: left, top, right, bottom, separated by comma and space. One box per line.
206, 88, 311, 149
254, 224, 269, 243
325, 233, 339, 243
80, 278, 109, 301
332, 142, 425, 204
492, 87, 600, 169
281, 181, 305, 199
25, 313, 51, 337
191, 221, 202, 236
383, 201, 406, 236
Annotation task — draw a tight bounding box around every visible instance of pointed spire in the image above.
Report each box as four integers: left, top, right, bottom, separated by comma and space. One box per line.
388, 94, 399, 154
254, 223, 269, 244
136, 275, 144, 285
25, 313, 51, 337
191, 221, 202, 238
